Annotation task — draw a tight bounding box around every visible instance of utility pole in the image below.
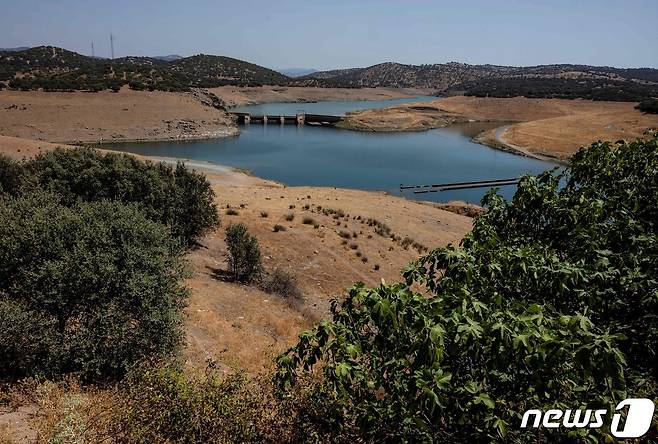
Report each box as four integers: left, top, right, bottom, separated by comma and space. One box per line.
91, 41, 95, 58
110, 34, 114, 59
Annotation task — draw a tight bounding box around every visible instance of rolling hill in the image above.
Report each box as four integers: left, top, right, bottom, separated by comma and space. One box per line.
0, 46, 290, 92
1, 46, 657, 101
296, 62, 658, 101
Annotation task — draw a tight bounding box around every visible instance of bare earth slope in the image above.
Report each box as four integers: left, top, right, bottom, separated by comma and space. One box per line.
0, 88, 238, 143
341, 96, 658, 159
184, 176, 471, 372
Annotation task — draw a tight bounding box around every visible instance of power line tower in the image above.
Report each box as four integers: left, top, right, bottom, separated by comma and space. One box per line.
110, 34, 115, 59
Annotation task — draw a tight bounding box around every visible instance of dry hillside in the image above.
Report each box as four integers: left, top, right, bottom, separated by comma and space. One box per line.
0, 88, 237, 143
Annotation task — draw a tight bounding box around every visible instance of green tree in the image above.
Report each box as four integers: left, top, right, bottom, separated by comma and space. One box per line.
0, 192, 189, 380
276, 135, 658, 442
16, 147, 219, 245
225, 223, 262, 283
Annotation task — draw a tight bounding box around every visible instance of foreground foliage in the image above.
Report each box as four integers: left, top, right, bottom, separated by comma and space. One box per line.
276, 135, 658, 442
0, 148, 219, 381
0, 192, 188, 380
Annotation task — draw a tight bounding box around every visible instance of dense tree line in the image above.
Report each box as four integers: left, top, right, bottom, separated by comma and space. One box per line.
459, 77, 658, 102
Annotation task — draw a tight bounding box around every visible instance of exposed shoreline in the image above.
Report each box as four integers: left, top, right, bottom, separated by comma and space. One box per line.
338, 96, 658, 160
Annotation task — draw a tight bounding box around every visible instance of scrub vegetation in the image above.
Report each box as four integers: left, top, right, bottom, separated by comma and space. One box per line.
0, 148, 220, 381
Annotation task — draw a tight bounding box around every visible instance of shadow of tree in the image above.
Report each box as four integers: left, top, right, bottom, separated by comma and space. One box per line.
206, 265, 234, 282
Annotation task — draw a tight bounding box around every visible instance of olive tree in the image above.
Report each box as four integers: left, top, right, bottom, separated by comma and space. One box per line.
0, 192, 189, 380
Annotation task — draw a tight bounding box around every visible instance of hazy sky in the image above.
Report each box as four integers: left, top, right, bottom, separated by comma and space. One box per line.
1, 0, 657, 70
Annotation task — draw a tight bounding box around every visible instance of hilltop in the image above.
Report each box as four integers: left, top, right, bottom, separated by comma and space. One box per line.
0, 46, 289, 92
297, 61, 658, 101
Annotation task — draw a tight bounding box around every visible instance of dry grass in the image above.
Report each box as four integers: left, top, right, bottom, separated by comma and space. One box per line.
181, 176, 471, 373
0, 378, 117, 444
0, 88, 237, 144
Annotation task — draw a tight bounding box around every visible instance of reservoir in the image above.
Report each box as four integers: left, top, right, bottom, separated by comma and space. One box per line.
108, 98, 559, 203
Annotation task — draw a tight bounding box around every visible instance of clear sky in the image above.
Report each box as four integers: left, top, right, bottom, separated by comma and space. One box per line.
1, 0, 657, 70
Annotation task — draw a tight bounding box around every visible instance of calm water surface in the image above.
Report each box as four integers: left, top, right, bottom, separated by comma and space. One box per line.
108, 98, 559, 203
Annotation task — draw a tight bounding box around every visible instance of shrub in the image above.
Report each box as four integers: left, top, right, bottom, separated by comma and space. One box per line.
260, 211, 268, 218
116, 367, 270, 443
338, 230, 351, 239
0, 192, 188, 380
258, 268, 303, 301
18, 147, 219, 245
373, 264, 380, 271
225, 223, 261, 283
226, 208, 239, 215
273, 224, 286, 232
635, 98, 658, 114
276, 136, 658, 442
284, 213, 294, 221
302, 216, 315, 225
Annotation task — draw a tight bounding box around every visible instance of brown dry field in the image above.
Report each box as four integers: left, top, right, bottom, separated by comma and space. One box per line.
210, 85, 426, 107
341, 96, 658, 159
0, 135, 77, 159
184, 175, 471, 373
0, 88, 238, 144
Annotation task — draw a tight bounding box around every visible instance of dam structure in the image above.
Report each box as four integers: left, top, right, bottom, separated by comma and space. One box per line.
229, 112, 343, 127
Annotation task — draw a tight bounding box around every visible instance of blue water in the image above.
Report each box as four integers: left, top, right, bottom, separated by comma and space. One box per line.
108, 98, 559, 204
